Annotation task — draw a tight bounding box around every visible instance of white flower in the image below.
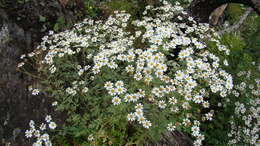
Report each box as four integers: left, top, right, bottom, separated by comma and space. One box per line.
135, 103, 144, 110
167, 123, 176, 131
88, 134, 94, 141
205, 112, 213, 121
158, 100, 167, 109
49, 122, 57, 129
82, 87, 89, 93
223, 59, 229, 66
65, 87, 77, 96
135, 109, 143, 118
20, 54, 26, 59
52, 101, 58, 106
32, 89, 40, 95
34, 130, 41, 137
202, 101, 210, 108
104, 81, 113, 90
175, 70, 185, 80
40, 123, 47, 131
108, 88, 117, 96
33, 140, 43, 146
143, 120, 152, 129
127, 113, 136, 121
29, 120, 35, 128
194, 95, 204, 104
112, 96, 121, 105
45, 115, 52, 123
78, 69, 84, 76
49, 65, 56, 74
25, 130, 33, 138
134, 72, 143, 81
191, 126, 200, 136
115, 80, 124, 87
115, 87, 126, 94
124, 94, 132, 102
169, 97, 177, 104
125, 65, 134, 72
17, 62, 25, 68
41, 133, 50, 141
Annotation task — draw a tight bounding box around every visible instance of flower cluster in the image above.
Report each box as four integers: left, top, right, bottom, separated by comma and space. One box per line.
20, 1, 235, 145
227, 66, 260, 145
25, 115, 57, 146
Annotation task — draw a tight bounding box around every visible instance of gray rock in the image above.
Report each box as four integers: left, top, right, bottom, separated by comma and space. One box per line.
12, 128, 21, 141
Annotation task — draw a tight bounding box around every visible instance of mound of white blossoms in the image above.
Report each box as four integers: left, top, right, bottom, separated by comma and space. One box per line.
21, 1, 234, 146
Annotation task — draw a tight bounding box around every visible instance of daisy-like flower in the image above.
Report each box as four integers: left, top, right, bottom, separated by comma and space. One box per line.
143, 120, 152, 129
49, 122, 57, 129
41, 133, 50, 141
175, 70, 185, 80
171, 107, 179, 113
158, 100, 167, 109
124, 94, 133, 102
134, 72, 143, 81
29, 120, 35, 128
135, 103, 144, 110
45, 115, 52, 123
107, 61, 118, 69
116, 86, 126, 94
127, 113, 136, 121
40, 123, 46, 131
223, 59, 229, 66
169, 97, 178, 104
82, 87, 89, 93
125, 65, 134, 73
126, 54, 135, 62
179, 49, 189, 59
137, 116, 146, 124
108, 88, 117, 96
205, 112, 213, 121
104, 81, 113, 90
25, 130, 33, 138
202, 101, 210, 108
131, 94, 139, 102
135, 109, 143, 118
112, 96, 121, 105
34, 130, 41, 137
155, 70, 164, 77
78, 69, 84, 76
88, 134, 94, 141
194, 95, 204, 104
52, 101, 58, 106
20, 54, 26, 59
32, 89, 40, 95
17, 62, 25, 68
49, 65, 56, 74
115, 80, 124, 87
191, 126, 200, 136
167, 123, 176, 131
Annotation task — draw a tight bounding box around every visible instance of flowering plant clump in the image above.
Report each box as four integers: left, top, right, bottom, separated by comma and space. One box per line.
19, 1, 237, 145
25, 115, 57, 146
227, 66, 260, 145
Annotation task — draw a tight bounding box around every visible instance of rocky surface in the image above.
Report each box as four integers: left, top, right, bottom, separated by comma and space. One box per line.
0, 0, 83, 145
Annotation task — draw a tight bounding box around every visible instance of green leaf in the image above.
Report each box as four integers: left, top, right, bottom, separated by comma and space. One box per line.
39, 15, 47, 22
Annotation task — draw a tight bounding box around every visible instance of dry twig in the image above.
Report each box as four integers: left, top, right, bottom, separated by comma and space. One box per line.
217, 7, 253, 35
